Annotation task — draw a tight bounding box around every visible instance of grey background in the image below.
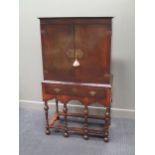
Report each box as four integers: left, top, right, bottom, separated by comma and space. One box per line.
19, 0, 135, 110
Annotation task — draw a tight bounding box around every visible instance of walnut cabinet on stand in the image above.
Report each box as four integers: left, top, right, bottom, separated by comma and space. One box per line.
39, 17, 113, 142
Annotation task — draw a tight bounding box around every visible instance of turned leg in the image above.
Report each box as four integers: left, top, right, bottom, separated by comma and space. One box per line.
83, 105, 89, 140
56, 98, 59, 119
103, 107, 111, 142
44, 100, 51, 135
63, 104, 69, 137
108, 107, 111, 126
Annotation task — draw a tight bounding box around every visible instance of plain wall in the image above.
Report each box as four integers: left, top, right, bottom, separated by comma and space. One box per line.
19, 0, 135, 110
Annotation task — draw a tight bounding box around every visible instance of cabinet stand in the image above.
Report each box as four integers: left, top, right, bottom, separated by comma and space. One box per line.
43, 85, 112, 142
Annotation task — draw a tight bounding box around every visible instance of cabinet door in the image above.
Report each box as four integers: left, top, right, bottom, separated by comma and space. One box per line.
74, 24, 111, 83
41, 24, 75, 81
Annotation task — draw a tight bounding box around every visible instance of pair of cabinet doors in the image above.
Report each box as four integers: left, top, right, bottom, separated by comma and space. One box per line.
40, 18, 112, 83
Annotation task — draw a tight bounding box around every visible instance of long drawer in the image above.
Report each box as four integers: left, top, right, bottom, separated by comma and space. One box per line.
42, 80, 111, 99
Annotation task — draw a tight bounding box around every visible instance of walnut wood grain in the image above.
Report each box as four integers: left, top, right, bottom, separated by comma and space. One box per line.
40, 17, 113, 142
40, 18, 112, 83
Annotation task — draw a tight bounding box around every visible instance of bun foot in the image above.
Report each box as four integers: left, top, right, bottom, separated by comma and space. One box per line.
64, 132, 69, 137
45, 129, 51, 135
103, 137, 109, 143
83, 134, 89, 140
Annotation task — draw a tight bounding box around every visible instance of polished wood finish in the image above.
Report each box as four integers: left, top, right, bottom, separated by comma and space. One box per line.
39, 17, 113, 142
40, 18, 112, 83
44, 101, 50, 135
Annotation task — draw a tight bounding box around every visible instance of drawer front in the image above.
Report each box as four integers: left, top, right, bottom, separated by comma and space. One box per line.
43, 83, 106, 99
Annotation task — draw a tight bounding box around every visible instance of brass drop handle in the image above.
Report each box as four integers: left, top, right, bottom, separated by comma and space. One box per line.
73, 58, 80, 67
66, 49, 83, 67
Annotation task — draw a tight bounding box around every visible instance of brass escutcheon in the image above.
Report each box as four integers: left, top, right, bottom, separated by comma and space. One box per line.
75, 49, 83, 59
66, 49, 83, 59
66, 49, 74, 59
89, 91, 96, 96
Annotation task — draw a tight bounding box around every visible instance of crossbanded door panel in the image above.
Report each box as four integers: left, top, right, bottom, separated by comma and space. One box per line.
41, 24, 75, 81
74, 24, 111, 83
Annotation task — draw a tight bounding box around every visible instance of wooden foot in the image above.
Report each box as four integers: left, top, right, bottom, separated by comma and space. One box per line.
45, 128, 51, 135
64, 132, 69, 137
103, 137, 109, 143
83, 133, 89, 140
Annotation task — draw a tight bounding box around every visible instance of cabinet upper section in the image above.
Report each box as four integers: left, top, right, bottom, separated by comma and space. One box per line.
39, 17, 112, 84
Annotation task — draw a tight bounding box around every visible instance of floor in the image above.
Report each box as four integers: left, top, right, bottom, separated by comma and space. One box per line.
19, 107, 135, 155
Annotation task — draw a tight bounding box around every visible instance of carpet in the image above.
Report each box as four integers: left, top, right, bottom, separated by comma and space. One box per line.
19, 107, 135, 155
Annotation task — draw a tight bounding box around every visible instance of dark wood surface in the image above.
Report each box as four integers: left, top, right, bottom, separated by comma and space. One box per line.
40, 18, 112, 83
39, 17, 113, 142
39, 17, 113, 25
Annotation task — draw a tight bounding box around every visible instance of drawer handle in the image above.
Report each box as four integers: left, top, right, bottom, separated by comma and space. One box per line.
53, 88, 61, 93
89, 91, 96, 96
66, 49, 84, 67
72, 88, 77, 93
72, 49, 83, 67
